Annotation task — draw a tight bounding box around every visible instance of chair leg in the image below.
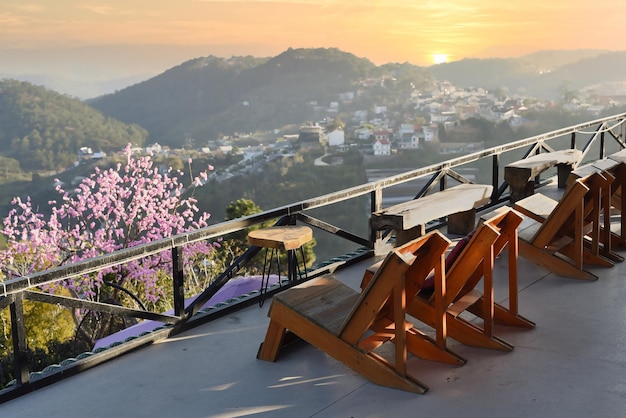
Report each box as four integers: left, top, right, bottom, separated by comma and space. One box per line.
467, 302, 536, 329
519, 241, 598, 281
405, 328, 466, 365
257, 319, 287, 362
447, 315, 514, 352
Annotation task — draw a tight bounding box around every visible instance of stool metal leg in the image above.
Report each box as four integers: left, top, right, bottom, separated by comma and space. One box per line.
298, 246, 308, 281
259, 248, 282, 307
259, 248, 271, 307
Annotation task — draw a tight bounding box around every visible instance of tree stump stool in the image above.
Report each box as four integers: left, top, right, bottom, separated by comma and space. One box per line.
247, 225, 313, 305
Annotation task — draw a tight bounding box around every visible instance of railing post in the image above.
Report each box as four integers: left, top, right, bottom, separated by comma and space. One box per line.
10, 293, 29, 386
600, 131, 605, 159
571, 132, 576, 149
172, 246, 185, 318
371, 187, 388, 255
491, 154, 500, 202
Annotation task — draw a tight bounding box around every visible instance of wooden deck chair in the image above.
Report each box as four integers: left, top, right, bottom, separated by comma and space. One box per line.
568, 169, 622, 264
456, 208, 535, 331
592, 159, 626, 250
513, 178, 597, 281
407, 211, 521, 351
515, 172, 619, 272
362, 208, 531, 353
257, 231, 458, 394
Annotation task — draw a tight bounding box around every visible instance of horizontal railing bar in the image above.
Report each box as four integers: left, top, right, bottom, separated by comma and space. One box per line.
296, 213, 372, 248
24, 291, 179, 324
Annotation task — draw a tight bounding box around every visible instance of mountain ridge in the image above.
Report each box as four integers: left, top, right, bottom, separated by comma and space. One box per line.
86, 47, 626, 146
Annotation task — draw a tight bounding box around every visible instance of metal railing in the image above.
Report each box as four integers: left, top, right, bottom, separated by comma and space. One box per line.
1, 112, 625, 402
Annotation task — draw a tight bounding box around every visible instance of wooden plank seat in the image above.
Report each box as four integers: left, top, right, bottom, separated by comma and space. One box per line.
363, 208, 533, 353
257, 231, 460, 394
513, 177, 599, 281
371, 183, 493, 248
505, 149, 582, 202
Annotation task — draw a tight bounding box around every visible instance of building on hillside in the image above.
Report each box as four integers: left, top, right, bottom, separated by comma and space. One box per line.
327, 128, 345, 147
373, 138, 391, 156
374, 130, 390, 142
491, 106, 515, 121
354, 126, 373, 140
298, 125, 324, 143
398, 123, 415, 135
396, 132, 418, 150
78, 147, 93, 163
430, 111, 457, 124
423, 125, 439, 142
146, 143, 163, 155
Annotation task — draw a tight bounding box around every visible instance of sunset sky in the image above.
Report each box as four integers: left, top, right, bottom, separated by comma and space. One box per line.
1, 0, 624, 66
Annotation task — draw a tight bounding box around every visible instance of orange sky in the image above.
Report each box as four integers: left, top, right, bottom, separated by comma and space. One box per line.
1, 0, 624, 65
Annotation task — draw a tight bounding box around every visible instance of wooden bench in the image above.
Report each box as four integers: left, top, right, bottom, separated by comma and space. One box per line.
505, 149, 582, 202
371, 183, 493, 251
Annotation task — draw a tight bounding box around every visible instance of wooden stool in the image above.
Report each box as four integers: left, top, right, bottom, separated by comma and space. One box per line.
247, 226, 313, 305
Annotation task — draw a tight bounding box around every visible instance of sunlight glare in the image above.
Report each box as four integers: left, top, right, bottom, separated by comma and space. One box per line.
432, 53, 449, 64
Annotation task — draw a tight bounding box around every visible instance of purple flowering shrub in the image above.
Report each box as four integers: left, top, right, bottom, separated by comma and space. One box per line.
0, 145, 219, 345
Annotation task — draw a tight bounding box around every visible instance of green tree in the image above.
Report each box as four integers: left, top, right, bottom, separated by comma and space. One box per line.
219, 198, 316, 276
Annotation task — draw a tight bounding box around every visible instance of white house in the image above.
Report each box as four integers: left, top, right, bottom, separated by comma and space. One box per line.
423, 125, 439, 142
373, 138, 391, 156
327, 128, 345, 147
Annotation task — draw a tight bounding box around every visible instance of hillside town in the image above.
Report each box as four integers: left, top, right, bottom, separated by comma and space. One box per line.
106, 77, 626, 169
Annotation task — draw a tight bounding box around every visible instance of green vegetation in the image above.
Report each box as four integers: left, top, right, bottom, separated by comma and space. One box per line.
0, 79, 148, 172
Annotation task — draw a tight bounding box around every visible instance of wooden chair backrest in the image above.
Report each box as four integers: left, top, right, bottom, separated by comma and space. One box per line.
457, 208, 524, 299
531, 178, 590, 248
440, 221, 500, 305
340, 231, 450, 345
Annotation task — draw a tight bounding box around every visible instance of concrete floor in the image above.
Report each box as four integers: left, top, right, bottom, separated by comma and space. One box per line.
4, 193, 626, 417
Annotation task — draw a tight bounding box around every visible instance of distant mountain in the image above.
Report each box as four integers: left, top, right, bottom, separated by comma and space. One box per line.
0, 79, 148, 171
88, 48, 381, 146
519, 49, 610, 71
429, 50, 626, 98
0, 72, 154, 100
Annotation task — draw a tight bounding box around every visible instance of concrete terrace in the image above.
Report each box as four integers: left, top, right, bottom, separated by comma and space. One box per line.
3, 113, 626, 417
4, 187, 626, 418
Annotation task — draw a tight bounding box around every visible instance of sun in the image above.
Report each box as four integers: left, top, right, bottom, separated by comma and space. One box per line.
432, 53, 449, 64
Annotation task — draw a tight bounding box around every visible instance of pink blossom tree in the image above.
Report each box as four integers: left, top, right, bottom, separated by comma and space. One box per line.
0, 145, 219, 346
